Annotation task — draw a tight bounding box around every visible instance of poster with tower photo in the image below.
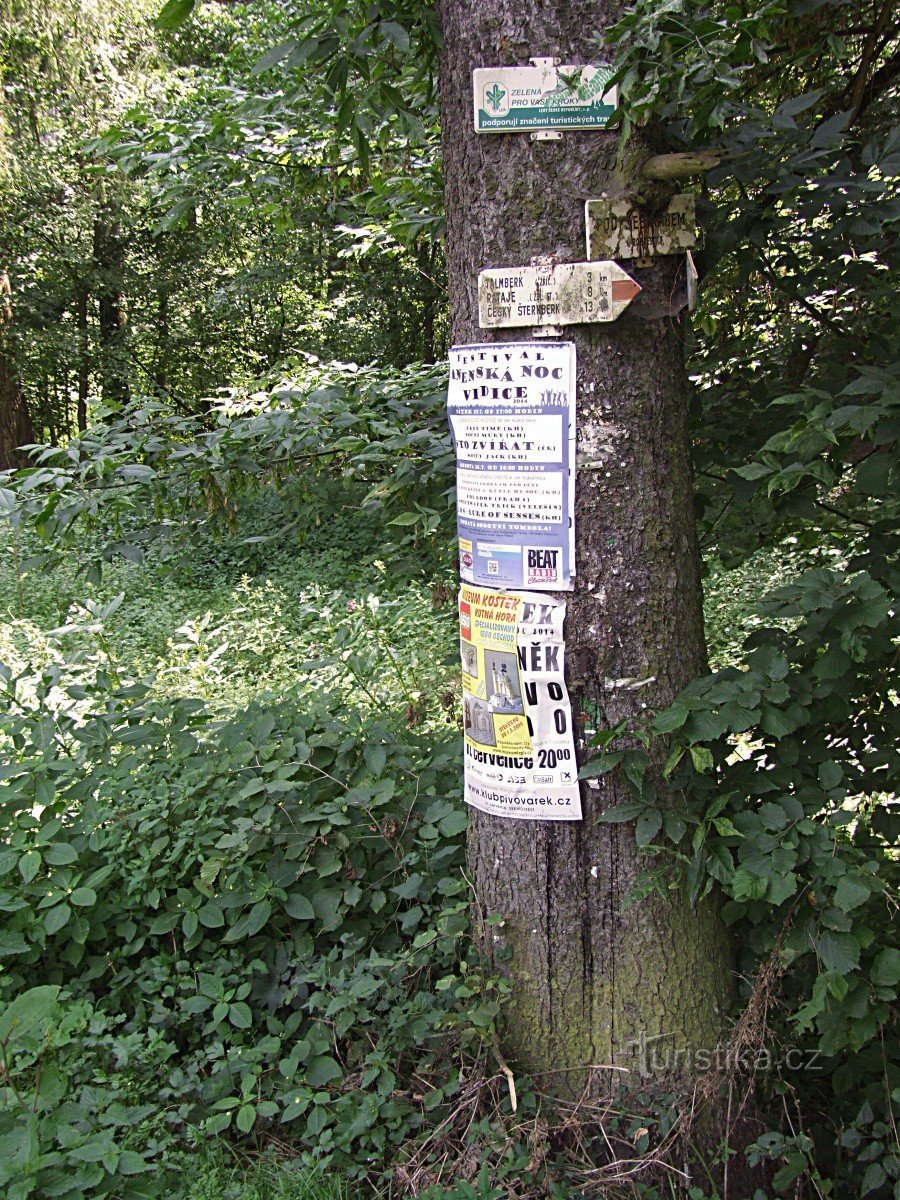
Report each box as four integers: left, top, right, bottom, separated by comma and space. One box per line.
459, 584, 581, 820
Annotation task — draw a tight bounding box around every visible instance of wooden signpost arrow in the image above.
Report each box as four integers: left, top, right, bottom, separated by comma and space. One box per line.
478, 260, 641, 329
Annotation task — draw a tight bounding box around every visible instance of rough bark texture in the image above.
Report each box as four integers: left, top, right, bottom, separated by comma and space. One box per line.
437, 0, 733, 1090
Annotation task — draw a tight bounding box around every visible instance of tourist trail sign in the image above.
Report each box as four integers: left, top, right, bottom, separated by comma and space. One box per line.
585, 194, 697, 262
478, 261, 640, 329
474, 62, 617, 133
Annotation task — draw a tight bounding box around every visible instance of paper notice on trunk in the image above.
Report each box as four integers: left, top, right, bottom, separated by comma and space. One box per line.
449, 341, 576, 591
460, 584, 581, 821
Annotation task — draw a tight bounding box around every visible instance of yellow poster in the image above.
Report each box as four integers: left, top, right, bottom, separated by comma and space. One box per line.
459, 584, 581, 821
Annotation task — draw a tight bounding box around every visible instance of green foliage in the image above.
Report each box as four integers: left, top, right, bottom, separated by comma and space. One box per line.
582, 560, 898, 1194
0, 358, 453, 581
180, 1144, 353, 1200
1, 0, 446, 456
0, 621, 505, 1188
0, 492, 505, 1194
0, 983, 164, 1199
577, 0, 900, 1192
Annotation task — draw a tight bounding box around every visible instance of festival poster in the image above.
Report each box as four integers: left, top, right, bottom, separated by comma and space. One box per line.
448, 342, 576, 591
459, 583, 581, 821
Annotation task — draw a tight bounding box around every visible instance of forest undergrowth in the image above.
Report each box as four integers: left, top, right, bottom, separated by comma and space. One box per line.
0, 477, 861, 1200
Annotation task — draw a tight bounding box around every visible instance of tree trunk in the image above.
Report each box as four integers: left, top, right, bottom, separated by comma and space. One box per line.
156, 287, 170, 394
93, 201, 130, 408
437, 0, 733, 1094
77, 285, 89, 431
0, 269, 35, 470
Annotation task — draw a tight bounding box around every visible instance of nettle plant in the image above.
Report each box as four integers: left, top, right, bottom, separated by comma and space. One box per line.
0, 619, 503, 1192
582, 564, 898, 1195
0, 985, 161, 1200
0, 357, 454, 587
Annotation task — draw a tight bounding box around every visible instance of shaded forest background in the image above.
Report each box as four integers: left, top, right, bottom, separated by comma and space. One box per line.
0, 0, 896, 1198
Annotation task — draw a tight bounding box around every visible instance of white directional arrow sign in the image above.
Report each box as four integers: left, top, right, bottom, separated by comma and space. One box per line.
478, 261, 641, 329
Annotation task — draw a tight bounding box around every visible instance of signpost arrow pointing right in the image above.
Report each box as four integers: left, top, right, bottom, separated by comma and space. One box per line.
478, 260, 641, 329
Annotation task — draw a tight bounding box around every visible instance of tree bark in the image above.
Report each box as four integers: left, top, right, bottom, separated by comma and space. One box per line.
437, 0, 733, 1095
0, 269, 35, 470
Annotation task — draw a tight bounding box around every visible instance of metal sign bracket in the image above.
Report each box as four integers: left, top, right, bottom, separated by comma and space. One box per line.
529, 59, 563, 140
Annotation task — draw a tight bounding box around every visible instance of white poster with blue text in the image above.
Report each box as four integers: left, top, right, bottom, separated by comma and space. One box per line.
448, 341, 576, 591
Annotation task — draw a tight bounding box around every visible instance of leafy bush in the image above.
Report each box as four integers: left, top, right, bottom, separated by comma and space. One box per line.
0, 359, 454, 585
583, 562, 898, 1196
0, 984, 166, 1199
0, 613, 504, 1193
179, 1143, 354, 1200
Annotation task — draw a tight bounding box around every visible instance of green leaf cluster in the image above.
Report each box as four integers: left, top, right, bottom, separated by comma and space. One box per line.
0, 645, 504, 1189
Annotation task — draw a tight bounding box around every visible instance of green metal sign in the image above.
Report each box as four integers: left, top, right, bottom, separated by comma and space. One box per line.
473, 62, 617, 133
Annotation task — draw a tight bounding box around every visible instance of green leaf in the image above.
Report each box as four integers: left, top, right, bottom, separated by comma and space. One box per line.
832, 876, 869, 912
223, 899, 271, 942
861, 1163, 886, 1195
759, 706, 794, 738
818, 760, 843, 791
236, 1104, 256, 1133
870, 947, 900, 987
0, 985, 61, 1044
689, 745, 714, 773
662, 745, 685, 778
732, 869, 767, 901
280, 1093, 311, 1123
155, 0, 196, 31
70, 887, 97, 907
311, 888, 343, 931
380, 20, 410, 51
635, 809, 663, 846
364, 743, 387, 776
580, 752, 624, 778
306, 1054, 342, 1087
229, 1002, 253, 1029
818, 930, 860, 974
663, 811, 687, 842
252, 39, 299, 75
811, 110, 851, 149
438, 810, 468, 837
652, 702, 689, 734
759, 802, 788, 830
44, 903, 71, 935
70, 1138, 114, 1163
597, 802, 645, 823
285, 895, 315, 920
0, 930, 30, 957
711, 816, 741, 837
733, 461, 772, 481
766, 873, 797, 905
198, 902, 225, 928
35, 1061, 66, 1111
19, 850, 41, 883
854, 452, 891, 496
119, 1151, 149, 1175
44, 843, 78, 866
